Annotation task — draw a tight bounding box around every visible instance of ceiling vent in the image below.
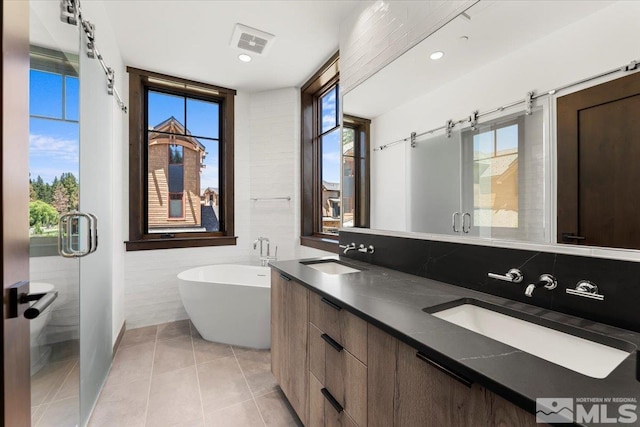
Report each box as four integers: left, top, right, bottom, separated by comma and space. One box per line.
230, 24, 275, 56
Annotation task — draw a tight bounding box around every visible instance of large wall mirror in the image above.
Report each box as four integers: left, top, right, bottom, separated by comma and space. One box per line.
342, 0, 640, 251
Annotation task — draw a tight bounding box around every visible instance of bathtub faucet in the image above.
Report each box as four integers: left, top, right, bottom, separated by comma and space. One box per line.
253, 237, 277, 266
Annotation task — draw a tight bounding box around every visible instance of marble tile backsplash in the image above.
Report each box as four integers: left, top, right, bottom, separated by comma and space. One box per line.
341, 230, 640, 333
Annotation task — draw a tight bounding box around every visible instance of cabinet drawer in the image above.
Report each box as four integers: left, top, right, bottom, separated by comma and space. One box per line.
309, 291, 368, 364
325, 342, 367, 426
310, 372, 359, 427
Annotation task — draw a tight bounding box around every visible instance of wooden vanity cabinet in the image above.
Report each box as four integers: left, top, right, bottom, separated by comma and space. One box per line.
271, 268, 541, 427
368, 324, 540, 427
271, 271, 309, 425
308, 293, 368, 426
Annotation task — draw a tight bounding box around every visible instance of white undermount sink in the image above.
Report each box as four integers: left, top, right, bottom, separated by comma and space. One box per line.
304, 261, 361, 275
428, 301, 633, 379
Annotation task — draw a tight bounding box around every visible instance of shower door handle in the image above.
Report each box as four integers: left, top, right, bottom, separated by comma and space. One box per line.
58, 211, 98, 258
462, 212, 471, 233
452, 212, 461, 233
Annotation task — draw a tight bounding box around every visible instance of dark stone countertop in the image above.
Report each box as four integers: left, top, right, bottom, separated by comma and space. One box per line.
270, 257, 640, 427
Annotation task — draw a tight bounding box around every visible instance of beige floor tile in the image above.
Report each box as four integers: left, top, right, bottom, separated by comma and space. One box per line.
35, 396, 79, 427
197, 356, 253, 413
31, 404, 47, 426
157, 320, 191, 341
146, 365, 204, 427
88, 379, 150, 427
193, 336, 234, 365
31, 359, 76, 406
50, 360, 79, 401
120, 325, 158, 348
153, 335, 195, 375
204, 399, 264, 427
235, 349, 277, 397
255, 390, 303, 427
105, 341, 155, 386
231, 345, 256, 355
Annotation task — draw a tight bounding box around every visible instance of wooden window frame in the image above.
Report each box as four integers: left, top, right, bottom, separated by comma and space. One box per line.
301, 53, 341, 253
126, 67, 237, 251
342, 115, 371, 229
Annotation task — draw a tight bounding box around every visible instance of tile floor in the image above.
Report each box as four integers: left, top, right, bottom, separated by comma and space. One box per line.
88, 320, 303, 427
31, 340, 80, 427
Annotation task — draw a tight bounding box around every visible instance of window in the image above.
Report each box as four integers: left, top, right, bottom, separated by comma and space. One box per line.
342, 115, 370, 229
300, 53, 369, 252
469, 120, 520, 229
127, 68, 236, 250
28, 46, 80, 256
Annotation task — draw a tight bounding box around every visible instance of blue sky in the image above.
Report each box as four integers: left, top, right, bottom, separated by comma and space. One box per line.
29, 70, 79, 183
30, 70, 343, 191
148, 91, 220, 192
321, 87, 340, 184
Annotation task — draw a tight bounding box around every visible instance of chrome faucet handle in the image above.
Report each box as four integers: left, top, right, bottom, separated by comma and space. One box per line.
525, 274, 557, 297
339, 242, 356, 254
566, 280, 604, 301
487, 268, 523, 283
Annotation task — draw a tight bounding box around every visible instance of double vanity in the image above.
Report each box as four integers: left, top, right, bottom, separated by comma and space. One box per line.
270, 256, 640, 427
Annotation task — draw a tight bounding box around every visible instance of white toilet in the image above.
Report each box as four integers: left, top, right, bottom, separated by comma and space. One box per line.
29, 281, 55, 375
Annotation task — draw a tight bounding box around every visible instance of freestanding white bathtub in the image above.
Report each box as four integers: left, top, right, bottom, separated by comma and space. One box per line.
177, 264, 271, 349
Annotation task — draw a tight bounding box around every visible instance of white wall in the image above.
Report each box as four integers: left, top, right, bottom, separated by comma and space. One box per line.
339, 0, 474, 93
366, 1, 639, 232
124, 89, 329, 329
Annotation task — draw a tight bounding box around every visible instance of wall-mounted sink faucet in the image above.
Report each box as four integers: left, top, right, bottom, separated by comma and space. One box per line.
339, 242, 356, 254
525, 274, 557, 297
358, 244, 375, 254
253, 236, 277, 266
566, 280, 604, 301
487, 268, 523, 283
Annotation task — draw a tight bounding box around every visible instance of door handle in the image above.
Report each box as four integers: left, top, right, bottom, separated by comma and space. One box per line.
58, 211, 98, 257
561, 233, 585, 242
452, 212, 461, 233
7, 281, 58, 319
462, 212, 471, 233
23, 291, 58, 319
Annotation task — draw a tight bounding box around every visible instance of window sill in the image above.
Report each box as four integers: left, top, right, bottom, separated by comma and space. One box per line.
300, 235, 339, 254
125, 235, 237, 251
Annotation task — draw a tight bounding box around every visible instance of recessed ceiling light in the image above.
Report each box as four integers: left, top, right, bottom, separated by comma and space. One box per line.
459, 36, 469, 42
430, 51, 445, 60
238, 54, 252, 62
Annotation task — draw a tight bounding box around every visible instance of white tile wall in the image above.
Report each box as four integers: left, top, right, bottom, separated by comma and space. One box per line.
339, 0, 475, 93
123, 89, 330, 329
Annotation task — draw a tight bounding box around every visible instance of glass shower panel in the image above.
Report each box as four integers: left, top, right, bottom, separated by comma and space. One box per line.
78, 25, 114, 427
461, 108, 546, 242
28, 2, 81, 425
407, 131, 462, 235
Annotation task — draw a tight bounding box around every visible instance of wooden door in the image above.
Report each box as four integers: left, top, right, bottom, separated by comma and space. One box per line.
557, 71, 640, 249
2, 0, 32, 425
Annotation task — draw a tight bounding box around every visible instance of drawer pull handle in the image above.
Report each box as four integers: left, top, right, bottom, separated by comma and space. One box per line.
321, 333, 344, 352
321, 388, 344, 413
321, 297, 342, 311
279, 274, 291, 281
416, 352, 473, 388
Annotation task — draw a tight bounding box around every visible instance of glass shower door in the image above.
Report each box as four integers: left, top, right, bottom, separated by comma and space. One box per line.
28, 2, 81, 425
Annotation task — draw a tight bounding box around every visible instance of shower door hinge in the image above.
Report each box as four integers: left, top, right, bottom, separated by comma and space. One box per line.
410, 132, 417, 148
60, 0, 78, 26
